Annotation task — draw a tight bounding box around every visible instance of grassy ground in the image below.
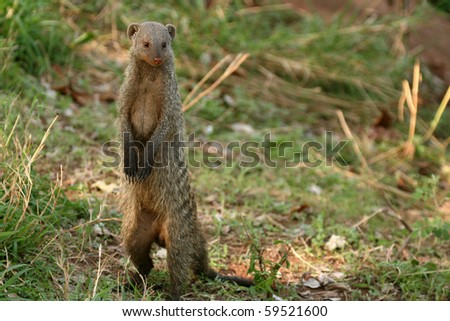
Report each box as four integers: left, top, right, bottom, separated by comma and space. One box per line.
1, 0, 449, 300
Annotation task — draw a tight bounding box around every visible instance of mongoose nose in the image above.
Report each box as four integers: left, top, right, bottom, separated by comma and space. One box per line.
153, 57, 163, 65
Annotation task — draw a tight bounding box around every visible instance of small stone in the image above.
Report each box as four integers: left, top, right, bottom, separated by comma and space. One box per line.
230, 123, 255, 135
307, 184, 322, 195
325, 235, 347, 251
302, 277, 321, 289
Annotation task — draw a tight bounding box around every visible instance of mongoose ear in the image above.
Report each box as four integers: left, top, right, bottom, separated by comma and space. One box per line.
166, 24, 176, 40
127, 23, 140, 40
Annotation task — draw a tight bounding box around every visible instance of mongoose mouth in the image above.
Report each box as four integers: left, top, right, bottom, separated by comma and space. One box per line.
141, 55, 165, 67
149, 57, 164, 66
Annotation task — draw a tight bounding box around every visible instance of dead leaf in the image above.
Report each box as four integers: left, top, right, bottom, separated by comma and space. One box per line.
246, 187, 267, 196
368, 109, 400, 142
325, 282, 351, 292
298, 290, 311, 298
272, 294, 284, 301
91, 180, 119, 193
441, 164, 450, 184
52, 82, 92, 106
396, 176, 415, 192
290, 204, 310, 214
221, 225, 231, 235
93, 223, 112, 236
325, 235, 347, 251
439, 200, 450, 221
302, 273, 321, 289
372, 108, 393, 128
230, 123, 255, 135
318, 273, 334, 286
368, 126, 401, 141
303, 278, 321, 289
223, 94, 236, 107
155, 248, 167, 259
330, 271, 345, 280
416, 161, 439, 176
307, 184, 322, 195
204, 194, 217, 204
270, 189, 292, 202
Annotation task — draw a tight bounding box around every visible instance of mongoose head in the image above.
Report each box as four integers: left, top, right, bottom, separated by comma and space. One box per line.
127, 22, 176, 67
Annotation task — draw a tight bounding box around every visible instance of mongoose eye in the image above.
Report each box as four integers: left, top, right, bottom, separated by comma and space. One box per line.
162, 42, 167, 49
143, 42, 150, 48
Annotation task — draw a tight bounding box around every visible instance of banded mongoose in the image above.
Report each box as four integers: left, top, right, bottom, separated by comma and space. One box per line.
117, 21, 253, 299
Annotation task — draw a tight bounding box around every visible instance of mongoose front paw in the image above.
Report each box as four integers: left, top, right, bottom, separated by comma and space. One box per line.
124, 166, 138, 183
124, 157, 139, 182
124, 146, 139, 182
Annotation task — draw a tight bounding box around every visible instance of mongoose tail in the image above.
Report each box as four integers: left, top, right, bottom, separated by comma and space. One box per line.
205, 269, 255, 287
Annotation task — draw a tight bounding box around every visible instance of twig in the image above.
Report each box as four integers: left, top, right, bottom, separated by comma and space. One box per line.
55, 250, 70, 300
4, 115, 20, 148
352, 208, 385, 228
383, 209, 412, 233
296, 20, 407, 46
236, 3, 295, 16
386, 243, 396, 262
30, 217, 121, 264
404, 269, 450, 276
15, 115, 59, 230
306, 149, 411, 200
92, 244, 102, 298
412, 61, 420, 112
395, 234, 412, 260
30, 115, 59, 164
402, 80, 415, 114
183, 53, 250, 111
183, 55, 231, 106
402, 63, 419, 159
368, 146, 402, 165
68, 217, 122, 232
402, 80, 417, 159
336, 110, 368, 169
289, 244, 322, 273
443, 137, 450, 149
265, 214, 286, 230
398, 92, 405, 122
424, 85, 450, 141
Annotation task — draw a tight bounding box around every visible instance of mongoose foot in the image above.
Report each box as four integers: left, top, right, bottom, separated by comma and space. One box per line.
168, 288, 181, 301
205, 269, 254, 287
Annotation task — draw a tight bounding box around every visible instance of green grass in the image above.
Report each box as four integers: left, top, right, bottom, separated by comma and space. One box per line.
1, 0, 449, 300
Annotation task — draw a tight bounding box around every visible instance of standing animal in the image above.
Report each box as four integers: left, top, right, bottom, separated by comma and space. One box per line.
117, 21, 253, 300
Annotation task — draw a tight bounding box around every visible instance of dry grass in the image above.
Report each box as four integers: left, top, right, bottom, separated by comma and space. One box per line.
1, 0, 449, 301
183, 53, 250, 111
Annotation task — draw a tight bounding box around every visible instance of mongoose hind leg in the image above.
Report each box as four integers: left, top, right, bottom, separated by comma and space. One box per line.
125, 243, 153, 287
122, 211, 156, 286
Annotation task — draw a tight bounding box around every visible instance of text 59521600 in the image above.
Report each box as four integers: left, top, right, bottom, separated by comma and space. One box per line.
263, 305, 328, 317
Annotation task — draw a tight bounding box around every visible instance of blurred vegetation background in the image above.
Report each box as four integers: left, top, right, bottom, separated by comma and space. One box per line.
0, 0, 449, 300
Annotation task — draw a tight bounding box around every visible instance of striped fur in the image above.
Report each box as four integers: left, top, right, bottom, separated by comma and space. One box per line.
117, 22, 253, 300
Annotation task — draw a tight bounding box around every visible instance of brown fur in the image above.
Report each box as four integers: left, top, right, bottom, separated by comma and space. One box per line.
117, 21, 253, 300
